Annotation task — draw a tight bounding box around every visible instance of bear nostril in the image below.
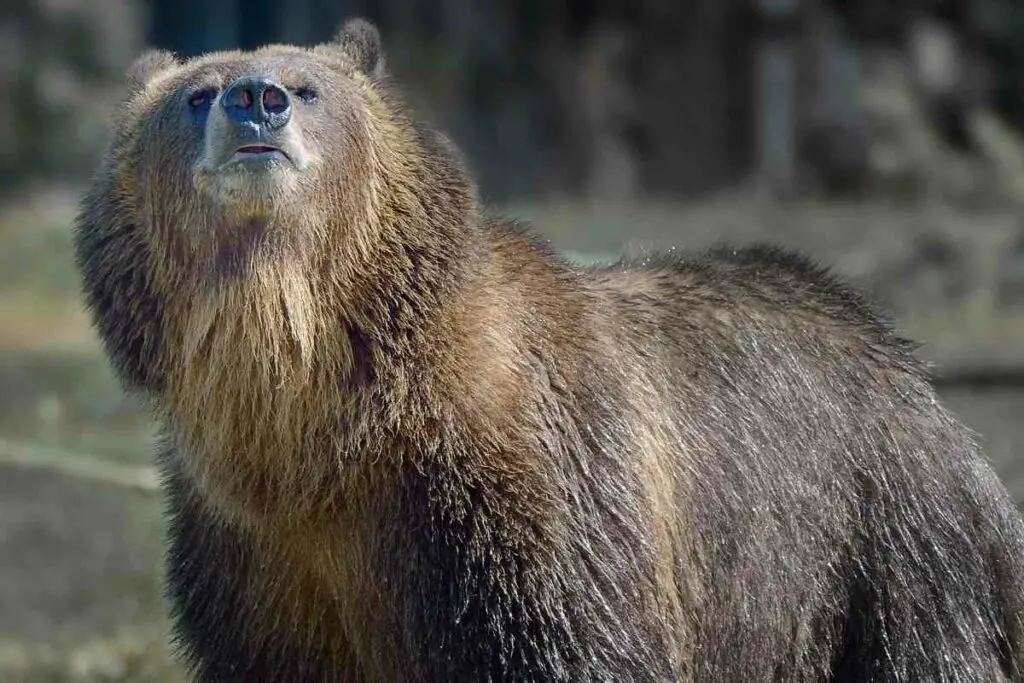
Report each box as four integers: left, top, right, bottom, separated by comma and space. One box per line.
263, 85, 289, 116
223, 83, 254, 111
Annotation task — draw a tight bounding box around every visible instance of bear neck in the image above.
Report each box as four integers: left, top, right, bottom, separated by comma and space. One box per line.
160, 174, 484, 524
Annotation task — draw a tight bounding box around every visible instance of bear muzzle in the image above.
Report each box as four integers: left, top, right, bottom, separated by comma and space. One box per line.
196, 76, 311, 176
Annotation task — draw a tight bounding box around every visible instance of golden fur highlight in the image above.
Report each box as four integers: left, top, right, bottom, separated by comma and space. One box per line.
126, 49, 436, 528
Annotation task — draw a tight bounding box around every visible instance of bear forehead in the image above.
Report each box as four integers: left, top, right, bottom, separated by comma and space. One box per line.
164, 46, 352, 89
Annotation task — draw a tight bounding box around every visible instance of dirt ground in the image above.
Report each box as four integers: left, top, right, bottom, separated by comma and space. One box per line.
0, 466, 180, 683
1, 190, 1022, 680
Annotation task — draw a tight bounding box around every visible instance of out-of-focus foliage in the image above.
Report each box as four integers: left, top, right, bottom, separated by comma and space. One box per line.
0, 0, 145, 197
2, 0, 1024, 202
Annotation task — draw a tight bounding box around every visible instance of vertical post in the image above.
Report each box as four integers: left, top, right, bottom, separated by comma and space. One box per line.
755, 0, 801, 197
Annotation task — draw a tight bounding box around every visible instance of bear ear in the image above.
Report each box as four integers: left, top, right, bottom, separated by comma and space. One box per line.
127, 49, 178, 92
332, 17, 385, 77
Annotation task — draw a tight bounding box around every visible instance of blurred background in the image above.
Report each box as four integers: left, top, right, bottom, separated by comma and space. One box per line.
2, 0, 1024, 680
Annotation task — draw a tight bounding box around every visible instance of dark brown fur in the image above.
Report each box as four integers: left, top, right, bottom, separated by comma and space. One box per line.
75, 18, 1024, 683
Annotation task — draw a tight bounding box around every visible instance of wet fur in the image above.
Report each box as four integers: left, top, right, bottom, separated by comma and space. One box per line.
75, 18, 1024, 683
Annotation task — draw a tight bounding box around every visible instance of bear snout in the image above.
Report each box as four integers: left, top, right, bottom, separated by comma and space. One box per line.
221, 76, 292, 132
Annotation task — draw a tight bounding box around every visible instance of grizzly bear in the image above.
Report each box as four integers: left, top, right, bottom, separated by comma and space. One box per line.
74, 16, 1024, 683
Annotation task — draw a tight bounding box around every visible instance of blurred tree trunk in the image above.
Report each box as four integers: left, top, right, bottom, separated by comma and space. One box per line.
276, 0, 317, 45
237, 0, 277, 51
796, 0, 869, 195
540, 1, 642, 200
754, 0, 801, 196
149, 0, 237, 55
636, 0, 754, 198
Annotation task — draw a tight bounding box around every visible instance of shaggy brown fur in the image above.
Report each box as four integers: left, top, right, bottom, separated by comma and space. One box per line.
75, 17, 1024, 683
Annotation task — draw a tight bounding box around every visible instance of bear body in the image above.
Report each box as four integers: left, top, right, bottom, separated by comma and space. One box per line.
75, 18, 1024, 683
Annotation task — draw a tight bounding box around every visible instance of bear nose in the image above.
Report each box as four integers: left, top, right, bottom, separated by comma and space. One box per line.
220, 76, 291, 130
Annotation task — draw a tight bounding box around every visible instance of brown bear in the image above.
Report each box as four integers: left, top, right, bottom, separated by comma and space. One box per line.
74, 17, 1024, 683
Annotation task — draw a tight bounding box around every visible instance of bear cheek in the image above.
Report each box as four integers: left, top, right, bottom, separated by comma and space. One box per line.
128, 106, 205, 196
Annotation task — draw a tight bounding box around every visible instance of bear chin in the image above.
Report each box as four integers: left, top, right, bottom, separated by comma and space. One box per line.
192, 160, 306, 216
193, 118, 313, 214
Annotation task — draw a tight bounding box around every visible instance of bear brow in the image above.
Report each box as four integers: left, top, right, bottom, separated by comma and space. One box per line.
171, 72, 225, 99
212, 57, 317, 84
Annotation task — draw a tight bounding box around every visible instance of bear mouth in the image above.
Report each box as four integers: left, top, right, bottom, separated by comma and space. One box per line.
227, 145, 291, 166
238, 145, 279, 154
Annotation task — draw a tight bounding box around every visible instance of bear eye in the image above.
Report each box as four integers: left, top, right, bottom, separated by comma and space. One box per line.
188, 88, 218, 110
293, 87, 318, 104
